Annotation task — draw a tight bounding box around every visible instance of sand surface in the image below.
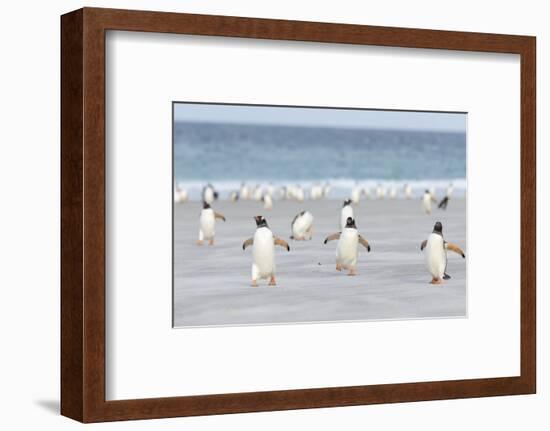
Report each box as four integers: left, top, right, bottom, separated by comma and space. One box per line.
173, 198, 467, 327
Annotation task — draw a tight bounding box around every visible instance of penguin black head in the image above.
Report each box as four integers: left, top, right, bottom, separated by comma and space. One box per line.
433, 221, 443, 234
202, 201, 211, 209
254, 215, 268, 228
343, 199, 352, 207
425, 189, 430, 194
345, 217, 357, 229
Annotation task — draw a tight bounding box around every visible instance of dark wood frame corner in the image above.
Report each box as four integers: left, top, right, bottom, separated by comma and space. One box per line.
61, 7, 536, 423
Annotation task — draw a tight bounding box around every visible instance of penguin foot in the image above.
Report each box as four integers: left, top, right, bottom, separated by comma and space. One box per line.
348, 268, 357, 276
251, 280, 258, 287
336, 263, 342, 271
196, 240, 204, 246
430, 278, 443, 285
268, 276, 277, 286
208, 239, 214, 246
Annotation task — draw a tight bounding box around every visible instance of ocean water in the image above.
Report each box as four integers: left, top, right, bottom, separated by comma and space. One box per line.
174, 121, 466, 199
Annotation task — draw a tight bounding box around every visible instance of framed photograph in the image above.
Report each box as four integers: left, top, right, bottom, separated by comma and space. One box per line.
61, 7, 536, 422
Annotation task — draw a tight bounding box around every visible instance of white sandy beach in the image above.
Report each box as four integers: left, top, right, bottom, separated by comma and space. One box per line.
173, 198, 467, 327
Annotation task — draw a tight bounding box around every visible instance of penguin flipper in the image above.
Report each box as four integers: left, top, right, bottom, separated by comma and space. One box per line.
443, 273, 451, 280
274, 237, 290, 251
214, 212, 226, 222
242, 238, 253, 250
323, 232, 341, 244
420, 240, 427, 251
358, 235, 371, 252
445, 242, 465, 258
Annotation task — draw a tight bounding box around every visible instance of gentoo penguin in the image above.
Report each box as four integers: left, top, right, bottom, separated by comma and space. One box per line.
197, 201, 226, 246
229, 190, 239, 202
438, 182, 454, 209
446, 182, 454, 198
202, 184, 218, 205
404, 183, 413, 199
290, 210, 314, 240
351, 186, 362, 205
284, 185, 293, 200
376, 183, 386, 199
262, 193, 273, 210
438, 196, 449, 210
240, 183, 250, 200
174, 184, 188, 203
253, 184, 263, 201
294, 185, 305, 202
340, 199, 354, 230
323, 183, 331, 198
310, 184, 323, 200
422, 189, 437, 214
389, 186, 397, 199
420, 221, 465, 284
324, 217, 371, 276
242, 216, 290, 287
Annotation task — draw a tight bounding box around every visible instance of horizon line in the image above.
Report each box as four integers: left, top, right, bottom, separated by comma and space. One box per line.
173, 119, 467, 134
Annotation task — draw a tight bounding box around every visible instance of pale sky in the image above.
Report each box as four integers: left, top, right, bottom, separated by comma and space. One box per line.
173, 102, 466, 132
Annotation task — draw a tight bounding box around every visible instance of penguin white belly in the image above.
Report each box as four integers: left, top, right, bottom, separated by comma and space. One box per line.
312, 185, 322, 200
204, 188, 214, 204
422, 194, 432, 213
340, 206, 354, 230
425, 234, 446, 279
252, 228, 275, 278
199, 209, 215, 239
292, 212, 314, 239
253, 188, 263, 201
240, 186, 249, 200
336, 229, 359, 267
263, 194, 273, 209
351, 188, 361, 204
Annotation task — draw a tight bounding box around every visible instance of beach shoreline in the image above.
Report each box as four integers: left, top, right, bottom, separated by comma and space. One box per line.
173, 198, 467, 327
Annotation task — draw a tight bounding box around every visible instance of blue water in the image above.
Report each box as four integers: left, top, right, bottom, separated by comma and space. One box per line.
174, 121, 466, 198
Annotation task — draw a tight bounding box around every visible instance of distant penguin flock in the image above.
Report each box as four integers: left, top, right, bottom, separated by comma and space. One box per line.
176, 181, 458, 215
176, 181, 464, 286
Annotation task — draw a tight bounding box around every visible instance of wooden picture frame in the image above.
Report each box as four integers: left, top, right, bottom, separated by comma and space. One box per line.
61, 7, 536, 423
